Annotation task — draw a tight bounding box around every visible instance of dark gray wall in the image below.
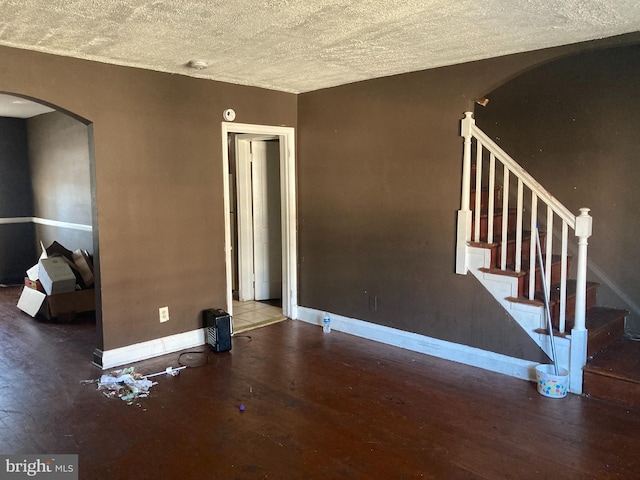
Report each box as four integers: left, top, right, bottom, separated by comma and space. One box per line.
297, 33, 640, 360
475, 43, 640, 334
0, 117, 36, 283
27, 111, 93, 253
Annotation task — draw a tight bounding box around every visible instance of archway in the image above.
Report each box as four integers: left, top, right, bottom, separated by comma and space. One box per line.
0, 92, 101, 354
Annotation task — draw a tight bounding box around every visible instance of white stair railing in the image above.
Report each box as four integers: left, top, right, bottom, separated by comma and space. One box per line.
456, 111, 591, 341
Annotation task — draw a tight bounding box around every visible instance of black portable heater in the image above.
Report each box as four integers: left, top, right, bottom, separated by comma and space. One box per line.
203, 308, 232, 352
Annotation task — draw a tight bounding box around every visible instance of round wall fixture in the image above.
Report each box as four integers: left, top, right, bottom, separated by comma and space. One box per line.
223, 108, 236, 121
187, 59, 208, 70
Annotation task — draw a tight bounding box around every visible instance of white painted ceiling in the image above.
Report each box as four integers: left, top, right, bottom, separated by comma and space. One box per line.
0, 0, 639, 102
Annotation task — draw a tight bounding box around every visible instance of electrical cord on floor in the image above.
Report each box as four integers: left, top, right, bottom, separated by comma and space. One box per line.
177, 349, 212, 368
176, 335, 252, 367
233, 334, 252, 340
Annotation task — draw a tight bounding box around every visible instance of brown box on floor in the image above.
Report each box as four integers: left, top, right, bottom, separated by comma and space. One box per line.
38, 289, 96, 321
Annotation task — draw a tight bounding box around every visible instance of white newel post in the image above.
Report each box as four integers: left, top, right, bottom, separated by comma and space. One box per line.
456, 112, 474, 274
569, 207, 592, 393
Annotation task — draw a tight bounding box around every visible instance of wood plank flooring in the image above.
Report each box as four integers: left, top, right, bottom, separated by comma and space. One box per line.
584, 337, 640, 409
1, 285, 639, 479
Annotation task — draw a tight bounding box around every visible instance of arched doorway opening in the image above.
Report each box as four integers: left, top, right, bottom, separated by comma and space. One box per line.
0, 92, 101, 355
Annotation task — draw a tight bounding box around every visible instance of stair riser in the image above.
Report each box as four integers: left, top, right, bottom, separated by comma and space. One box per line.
475, 210, 517, 241
469, 187, 502, 211
583, 372, 640, 409
486, 233, 546, 269
551, 285, 598, 330
587, 320, 625, 357
521, 260, 564, 298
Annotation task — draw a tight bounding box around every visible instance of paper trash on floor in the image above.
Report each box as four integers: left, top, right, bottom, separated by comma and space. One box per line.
95, 367, 157, 404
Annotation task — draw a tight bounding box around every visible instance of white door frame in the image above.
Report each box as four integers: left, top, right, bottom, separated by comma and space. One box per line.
221, 122, 297, 320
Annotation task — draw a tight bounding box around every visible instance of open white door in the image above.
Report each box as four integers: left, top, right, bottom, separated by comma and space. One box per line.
251, 141, 282, 301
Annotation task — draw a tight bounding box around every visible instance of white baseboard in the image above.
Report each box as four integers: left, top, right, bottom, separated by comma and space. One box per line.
94, 328, 205, 370
296, 306, 538, 382
93, 308, 539, 383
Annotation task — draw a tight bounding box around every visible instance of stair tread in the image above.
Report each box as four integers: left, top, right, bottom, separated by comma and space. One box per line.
480, 267, 526, 278
507, 296, 544, 306
532, 306, 626, 340
583, 337, 640, 384
541, 280, 600, 302
468, 230, 540, 244
586, 306, 627, 357
479, 255, 565, 276
583, 306, 628, 332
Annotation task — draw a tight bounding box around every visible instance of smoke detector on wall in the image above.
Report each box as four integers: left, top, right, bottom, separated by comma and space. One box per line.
223, 109, 236, 121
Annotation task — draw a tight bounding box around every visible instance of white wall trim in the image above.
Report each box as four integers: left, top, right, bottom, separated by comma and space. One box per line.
94, 306, 540, 381
94, 328, 206, 370
0, 217, 31, 225
296, 306, 539, 382
0, 216, 92, 232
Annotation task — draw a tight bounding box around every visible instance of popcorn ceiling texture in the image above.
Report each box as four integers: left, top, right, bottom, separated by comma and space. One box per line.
0, 0, 639, 93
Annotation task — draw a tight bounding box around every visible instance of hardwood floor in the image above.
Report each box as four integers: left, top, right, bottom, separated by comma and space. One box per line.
1, 285, 639, 479
584, 337, 640, 409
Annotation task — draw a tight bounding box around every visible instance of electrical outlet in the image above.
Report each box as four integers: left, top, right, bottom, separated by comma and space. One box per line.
159, 306, 170, 323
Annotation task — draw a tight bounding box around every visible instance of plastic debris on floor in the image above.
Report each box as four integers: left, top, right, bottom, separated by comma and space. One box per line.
82, 367, 156, 404
99, 367, 155, 403
82, 366, 186, 405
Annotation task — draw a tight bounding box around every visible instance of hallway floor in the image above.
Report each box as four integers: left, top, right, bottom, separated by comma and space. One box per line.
1, 285, 639, 479
232, 299, 286, 333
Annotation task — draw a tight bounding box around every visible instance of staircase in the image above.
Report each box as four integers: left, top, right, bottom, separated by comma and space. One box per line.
456, 112, 633, 399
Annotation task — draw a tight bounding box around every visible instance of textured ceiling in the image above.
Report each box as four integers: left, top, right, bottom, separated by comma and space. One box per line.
0, 0, 639, 94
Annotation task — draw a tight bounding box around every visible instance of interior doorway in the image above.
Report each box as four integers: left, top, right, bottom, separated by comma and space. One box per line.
235, 135, 282, 303
221, 122, 297, 332
0, 93, 100, 354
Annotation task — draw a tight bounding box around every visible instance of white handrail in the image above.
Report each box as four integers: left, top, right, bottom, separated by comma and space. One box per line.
470, 124, 575, 230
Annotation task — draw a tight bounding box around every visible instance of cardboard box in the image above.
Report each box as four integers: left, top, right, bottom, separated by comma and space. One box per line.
45, 241, 74, 262
72, 249, 94, 287
41, 289, 96, 320
18, 286, 95, 321
38, 257, 76, 295
17, 286, 46, 317
26, 263, 40, 282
